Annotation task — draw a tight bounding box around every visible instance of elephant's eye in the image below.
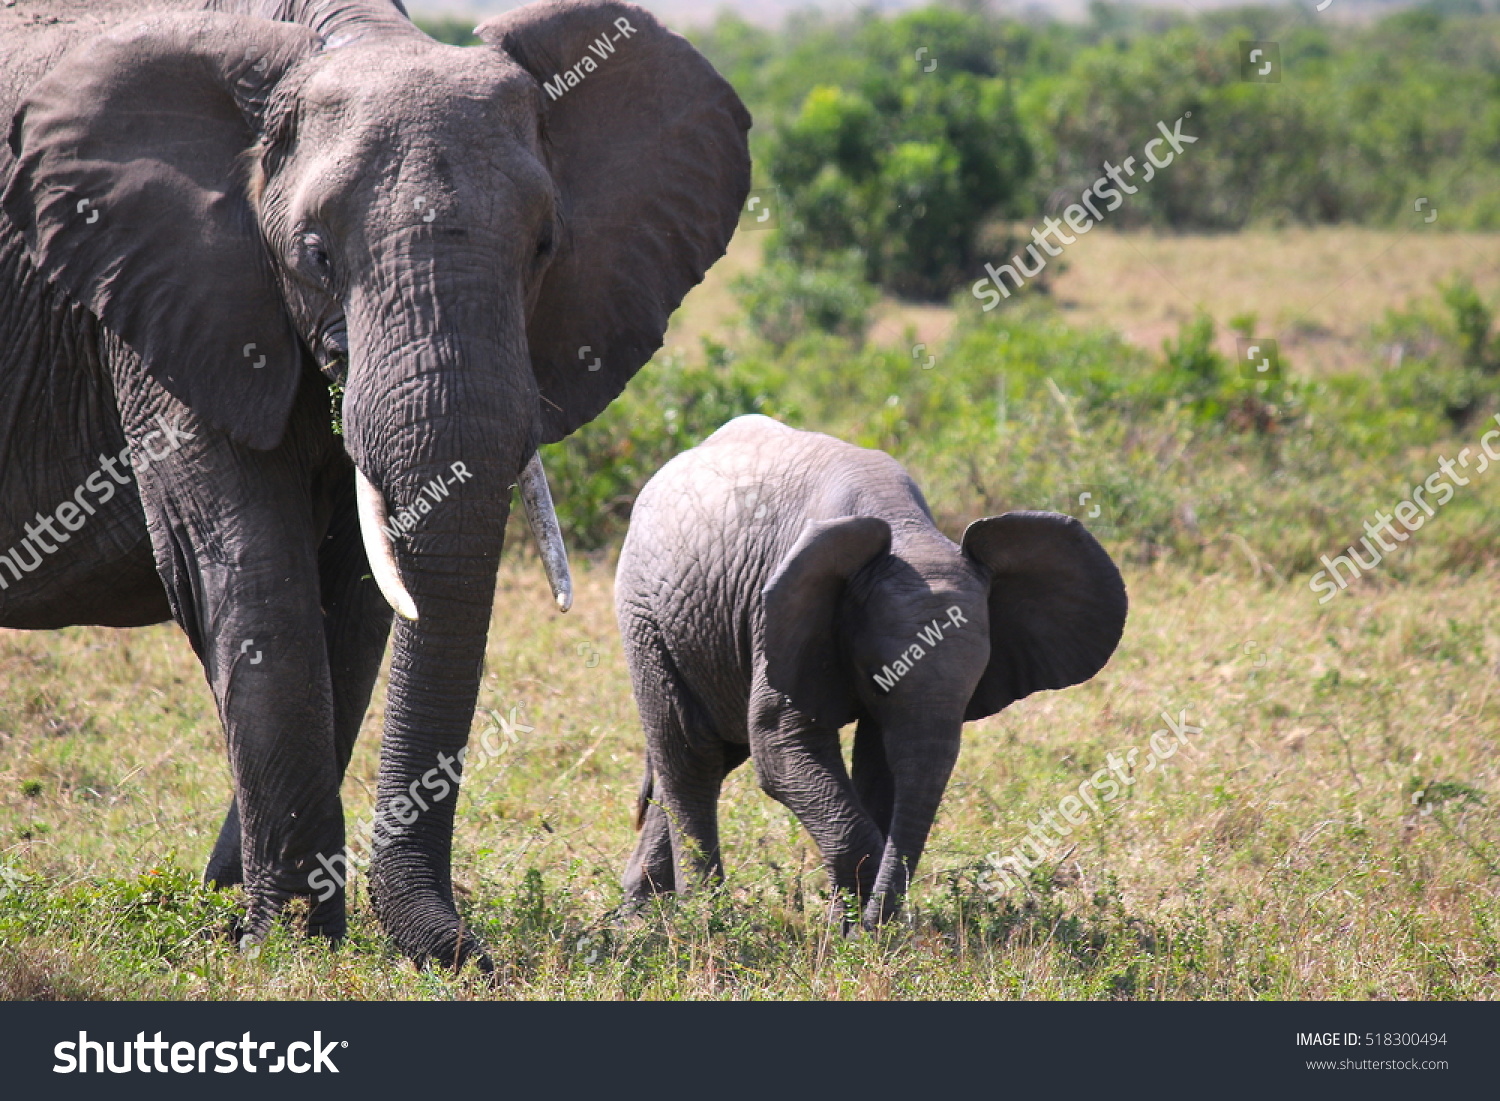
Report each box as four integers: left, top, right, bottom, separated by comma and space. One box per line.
299, 231, 333, 282
534, 223, 556, 263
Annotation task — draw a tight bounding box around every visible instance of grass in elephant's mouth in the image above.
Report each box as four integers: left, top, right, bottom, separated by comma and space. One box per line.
1, 553, 1497, 1000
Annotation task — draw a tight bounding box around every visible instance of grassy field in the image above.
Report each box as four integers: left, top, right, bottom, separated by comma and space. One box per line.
3, 228, 1499, 1000
674, 227, 1500, 375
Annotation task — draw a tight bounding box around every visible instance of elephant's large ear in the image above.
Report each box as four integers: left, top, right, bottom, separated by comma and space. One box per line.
2, 13, 321, 451
961, 512, 1127, 721
477, 0, 752, 443
762, 517, 892, 729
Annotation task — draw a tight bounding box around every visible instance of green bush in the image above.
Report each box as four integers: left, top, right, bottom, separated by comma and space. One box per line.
1439, 278, 1498, 373
734, 251, 878, 348
1375, 278, 1500, 428
701, 3, 1500, 233
543, 290, 1500, 591
762, 9, 1034, 298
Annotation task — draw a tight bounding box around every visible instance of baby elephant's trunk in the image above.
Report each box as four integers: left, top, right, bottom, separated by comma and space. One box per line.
863, 725, 962, 926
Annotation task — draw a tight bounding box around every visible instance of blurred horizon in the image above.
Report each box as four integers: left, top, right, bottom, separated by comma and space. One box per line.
404, 0, 1425, 28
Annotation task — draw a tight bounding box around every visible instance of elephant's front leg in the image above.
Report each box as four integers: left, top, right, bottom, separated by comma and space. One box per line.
203, 468, 394, 932
126, 388, 346, 943
748, 677, 885, 910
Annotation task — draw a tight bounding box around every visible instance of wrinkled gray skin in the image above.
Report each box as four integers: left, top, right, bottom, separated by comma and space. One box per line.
615, 416, 1127, 927
0, 0, 750, 966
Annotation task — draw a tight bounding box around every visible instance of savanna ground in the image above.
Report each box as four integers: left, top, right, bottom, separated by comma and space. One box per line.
3, 228, 1499, 1000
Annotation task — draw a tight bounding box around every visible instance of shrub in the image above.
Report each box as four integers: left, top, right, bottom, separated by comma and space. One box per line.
1438, 277, 1498, 374
734, 252, 878, 348
762, 9, 1034, 299
1375, 277, 1500, 429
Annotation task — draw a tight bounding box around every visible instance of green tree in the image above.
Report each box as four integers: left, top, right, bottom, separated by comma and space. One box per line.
764, 10, 1034, 299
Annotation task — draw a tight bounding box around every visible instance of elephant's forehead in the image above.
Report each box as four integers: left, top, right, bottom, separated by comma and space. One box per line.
299, 43, 537, 135
874, 557, 986, 607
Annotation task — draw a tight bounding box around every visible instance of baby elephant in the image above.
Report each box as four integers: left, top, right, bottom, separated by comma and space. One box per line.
615, 415, 1127, 926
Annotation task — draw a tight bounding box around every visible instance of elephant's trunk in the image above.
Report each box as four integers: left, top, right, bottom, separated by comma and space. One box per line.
862, 725, 961, 927
340, 257, 540, 967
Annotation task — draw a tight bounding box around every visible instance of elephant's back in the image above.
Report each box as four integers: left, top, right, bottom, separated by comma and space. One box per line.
615, 415, 922, 739
620, 414, 926, 602
621, 416, 824, 595
616, 418, 809, 738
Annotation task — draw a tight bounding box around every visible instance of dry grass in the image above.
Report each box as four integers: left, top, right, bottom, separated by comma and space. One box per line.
2, 546, 1497, 999
809, 226, 1500, 375
1045, 226, 1500, 375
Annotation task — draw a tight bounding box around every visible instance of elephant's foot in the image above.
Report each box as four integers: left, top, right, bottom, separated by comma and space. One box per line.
203, 798, 244, 888
229, 886, 289, 955
305, 887, 349, 943
388, 913, 492, 973
817, 889, 904, 936
621, 851, 675, 903
207, 797, 350, 943
856, 849, 913, 930
230, 876, 349, 952
860, 890, 903, 931
817, 845, 891, 933
614, 877, 681, 926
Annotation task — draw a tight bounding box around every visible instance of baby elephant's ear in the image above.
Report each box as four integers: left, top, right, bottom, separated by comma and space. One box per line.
762, 517, 891, 729
961, 512, 1127, 721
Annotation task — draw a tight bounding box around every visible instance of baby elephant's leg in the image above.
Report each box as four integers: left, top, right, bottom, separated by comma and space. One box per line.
624, 766, 676, 900
624, 741, 750, 903
749, 684, 885, 907
851, 717, 895, 838
654, 737, 735, 894
620, 623, 732, 900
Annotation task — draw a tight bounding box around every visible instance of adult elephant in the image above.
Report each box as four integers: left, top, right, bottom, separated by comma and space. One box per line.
0, 0, 750, 967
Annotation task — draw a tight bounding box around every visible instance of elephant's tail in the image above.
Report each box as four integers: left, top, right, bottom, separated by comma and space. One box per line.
634, 756, 654, 831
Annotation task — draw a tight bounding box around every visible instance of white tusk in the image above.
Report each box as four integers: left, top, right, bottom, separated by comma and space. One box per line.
355, 467, 419, 622
517, 452, 572, 613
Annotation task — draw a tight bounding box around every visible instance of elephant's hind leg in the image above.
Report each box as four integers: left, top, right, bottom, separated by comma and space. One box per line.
623, 771, 675, 902
623, 740, 750, 906
204, 800, 244, 890
851, 717, 895, 838
620, 616, 735, 903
